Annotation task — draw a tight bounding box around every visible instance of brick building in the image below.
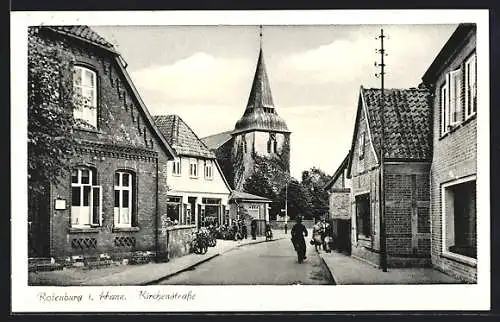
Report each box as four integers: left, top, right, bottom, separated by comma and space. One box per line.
28, 26, 177, 261
323, 153, 352, 253
346, 86, 432, 268
421, 24, 477, 283
153, 115, 232, 229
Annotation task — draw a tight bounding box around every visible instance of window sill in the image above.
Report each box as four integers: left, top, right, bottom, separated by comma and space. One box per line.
439, 113, 477, 141
172, 173, 181, 177
113, 227, 140, 233
69, 227, 100, 234
441, 251, 477, 268
189, 176, 199, 179
463, 112, 477, 125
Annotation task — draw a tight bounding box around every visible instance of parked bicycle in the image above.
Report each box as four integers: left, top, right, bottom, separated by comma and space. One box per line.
191, 230, 209, 254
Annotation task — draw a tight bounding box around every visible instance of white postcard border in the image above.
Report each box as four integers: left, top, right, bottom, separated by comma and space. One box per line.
11, 9, 490, 312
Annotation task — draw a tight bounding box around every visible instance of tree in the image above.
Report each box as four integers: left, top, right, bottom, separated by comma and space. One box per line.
273, 178, 312, 220
301, 167, 333, 220
243, 171, 276, 201
28, 27, 78, 198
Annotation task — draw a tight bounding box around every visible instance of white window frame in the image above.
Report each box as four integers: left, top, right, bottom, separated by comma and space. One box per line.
71, 167, 102, 228
205, 160, 214, 180
465, 53, 477, 119
172, 158, 181, 176
73, 66, 98, 129
189, 158, 198, 178
114, 171, 134, 228
449, 68, 462, 126
441, 175, 477, 266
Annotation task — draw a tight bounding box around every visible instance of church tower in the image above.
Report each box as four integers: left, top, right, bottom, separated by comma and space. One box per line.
231, 26, 291, 191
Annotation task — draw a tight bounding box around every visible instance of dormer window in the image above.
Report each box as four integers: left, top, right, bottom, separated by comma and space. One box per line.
73, 66, 98, 129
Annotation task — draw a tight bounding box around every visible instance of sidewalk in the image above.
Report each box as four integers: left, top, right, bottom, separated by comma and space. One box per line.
318, 250, 462, 285
28, 232, 286, 286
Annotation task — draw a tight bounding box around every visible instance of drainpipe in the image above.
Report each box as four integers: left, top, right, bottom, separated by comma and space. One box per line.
155, 158, 159, 262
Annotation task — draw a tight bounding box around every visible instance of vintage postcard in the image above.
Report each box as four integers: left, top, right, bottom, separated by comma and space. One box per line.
11, 9, 490, 312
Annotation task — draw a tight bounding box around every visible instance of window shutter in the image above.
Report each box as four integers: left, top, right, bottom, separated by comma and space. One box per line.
132, 175, 138, 227
91, 186, 102, 226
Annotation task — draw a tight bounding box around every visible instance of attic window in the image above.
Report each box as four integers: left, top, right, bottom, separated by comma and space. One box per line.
358, 132, 366, 160
73, 66, 98, 129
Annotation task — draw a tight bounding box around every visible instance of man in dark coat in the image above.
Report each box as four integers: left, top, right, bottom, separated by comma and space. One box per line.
250, 220, 257, 240
291, 216, 308, 263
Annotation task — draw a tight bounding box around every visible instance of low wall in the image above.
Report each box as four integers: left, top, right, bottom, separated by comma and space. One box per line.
159, 225, 197, 261
270, 219, 315, 230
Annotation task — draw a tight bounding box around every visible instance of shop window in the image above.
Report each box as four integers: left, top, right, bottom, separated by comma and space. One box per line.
442, 177, 477, 259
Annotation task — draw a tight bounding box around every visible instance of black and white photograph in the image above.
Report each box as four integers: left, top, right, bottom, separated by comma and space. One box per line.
11, 10, 490, 312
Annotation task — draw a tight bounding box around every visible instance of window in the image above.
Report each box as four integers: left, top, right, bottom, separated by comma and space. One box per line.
189, 159, 198, 178
73, 66, 98, 129
71, 167, 101, 227
202, 198, 221, 227
205, 160, 213, 180
465, 53, 477, 118
442, 177, 477, 260
440, 68, 462, 135
268, 133, 277, 153
114, 171, 136, 227
359, 132, 365, 160
166, 196, 182, 224
172, 158, 181, 176
243, 136, 247, 153
355, 193, 371, 238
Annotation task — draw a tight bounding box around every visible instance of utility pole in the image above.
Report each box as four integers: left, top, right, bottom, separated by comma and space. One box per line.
375, 28, 388, 272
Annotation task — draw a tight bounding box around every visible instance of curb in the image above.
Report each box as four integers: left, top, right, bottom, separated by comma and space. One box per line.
142, 237, 284, 285
318, 253, 339, 285
141, 253, 220, 285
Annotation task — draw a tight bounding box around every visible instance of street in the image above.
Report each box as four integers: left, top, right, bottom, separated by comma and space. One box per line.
159, 235, 334, 285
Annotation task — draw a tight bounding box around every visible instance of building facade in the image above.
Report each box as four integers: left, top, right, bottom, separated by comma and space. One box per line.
154, 115, 232, 229
422, 24, 477, 283
346, 86, 433, 268
202, 45, 291, 192
28, 26, 176, 261
229, 190, 271, 236
324, 153, 352, 253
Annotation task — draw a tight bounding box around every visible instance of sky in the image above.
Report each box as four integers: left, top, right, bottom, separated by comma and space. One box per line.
92, 24, 457, 179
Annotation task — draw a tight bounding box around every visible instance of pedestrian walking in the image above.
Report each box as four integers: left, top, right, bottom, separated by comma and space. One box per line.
250, 220, 257, 240
291, 216, 308, 263
312, 219, 324, 252
242, 222, 248, 239
284, 223, 288, 234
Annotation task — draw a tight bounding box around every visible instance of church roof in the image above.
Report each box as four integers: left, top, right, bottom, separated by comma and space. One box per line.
153, 115, 216, 159
233, 48, 290, 135
201, 131, 233, 150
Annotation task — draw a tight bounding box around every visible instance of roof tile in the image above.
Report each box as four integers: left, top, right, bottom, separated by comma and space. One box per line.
154, 115, 216, 159
362, 87, 432, 161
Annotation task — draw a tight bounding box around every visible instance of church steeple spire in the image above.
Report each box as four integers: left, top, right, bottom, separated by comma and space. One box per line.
232, 25, 290, 135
